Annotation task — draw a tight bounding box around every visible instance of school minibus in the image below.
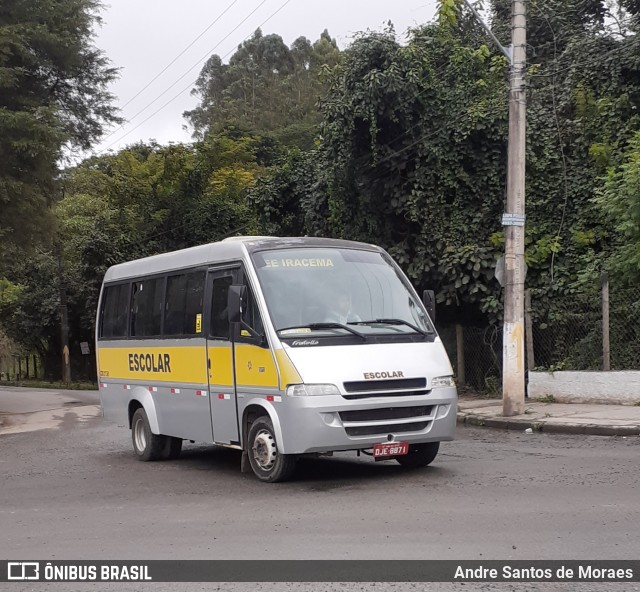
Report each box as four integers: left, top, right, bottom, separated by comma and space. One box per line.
96, 236, 457, 482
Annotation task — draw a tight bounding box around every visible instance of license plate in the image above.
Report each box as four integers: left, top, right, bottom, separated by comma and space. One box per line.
372, 441, 409, 458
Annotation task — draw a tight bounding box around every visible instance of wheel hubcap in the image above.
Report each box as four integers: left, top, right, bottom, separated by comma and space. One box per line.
134, 418, 146, 452
252, 429, 277, 470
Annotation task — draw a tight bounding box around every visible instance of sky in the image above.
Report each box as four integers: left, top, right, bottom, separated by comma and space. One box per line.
90, 0, 438, 157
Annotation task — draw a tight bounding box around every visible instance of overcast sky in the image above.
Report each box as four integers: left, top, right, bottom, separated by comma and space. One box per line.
90, 0, 438, 156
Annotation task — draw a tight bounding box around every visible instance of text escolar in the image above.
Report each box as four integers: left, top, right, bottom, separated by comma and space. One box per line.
128, 353, 171, 373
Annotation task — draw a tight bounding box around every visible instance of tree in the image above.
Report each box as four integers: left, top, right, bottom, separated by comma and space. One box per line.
184, 29, 341, 148
253, 22, 509, 324
1, 132, 265, 379
596, 131, 640, 280
0, 0, 120, 265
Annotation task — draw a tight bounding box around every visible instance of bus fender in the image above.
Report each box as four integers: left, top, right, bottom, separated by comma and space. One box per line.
242, 398, 285, 453
129, 387, 161, 434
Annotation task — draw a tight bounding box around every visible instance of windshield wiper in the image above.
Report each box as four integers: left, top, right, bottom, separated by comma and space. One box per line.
350, 318, 430, 336
278, 323, 366, 340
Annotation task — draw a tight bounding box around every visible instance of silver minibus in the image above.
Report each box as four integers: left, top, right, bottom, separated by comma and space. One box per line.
96, 237, 457, 482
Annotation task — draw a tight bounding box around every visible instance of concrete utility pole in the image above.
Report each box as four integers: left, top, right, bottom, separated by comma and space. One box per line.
502, 0, 527, 416
462, 0, 527, 416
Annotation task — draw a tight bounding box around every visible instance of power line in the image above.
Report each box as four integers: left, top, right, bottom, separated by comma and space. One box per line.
97, 0, 269, 149
98, 0, 505, 163
96, 0, 292, 155
120, 0, 240, 111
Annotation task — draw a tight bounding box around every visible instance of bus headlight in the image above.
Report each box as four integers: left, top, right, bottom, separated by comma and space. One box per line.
431, 375, 455, 388
286, 384, 341, 397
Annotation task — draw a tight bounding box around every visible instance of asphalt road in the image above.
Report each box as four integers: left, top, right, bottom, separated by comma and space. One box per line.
1, 387, 639, 592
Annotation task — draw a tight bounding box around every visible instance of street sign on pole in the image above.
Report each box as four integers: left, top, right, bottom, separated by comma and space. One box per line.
502, 213, 526, 227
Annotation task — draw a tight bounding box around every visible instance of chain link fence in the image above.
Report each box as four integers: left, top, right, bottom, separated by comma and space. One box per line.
609, 284, 640, 370
437, 323, 502, 395
531, 274, 640, 372
437, 273, 639, 395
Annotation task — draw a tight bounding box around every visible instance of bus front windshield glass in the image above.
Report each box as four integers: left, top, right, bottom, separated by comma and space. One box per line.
251, 248, 434, 337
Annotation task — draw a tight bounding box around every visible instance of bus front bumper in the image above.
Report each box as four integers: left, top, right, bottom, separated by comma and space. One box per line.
276, 388, 457, 455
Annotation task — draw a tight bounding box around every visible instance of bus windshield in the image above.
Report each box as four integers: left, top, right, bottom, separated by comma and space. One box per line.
251, 248, 434, 337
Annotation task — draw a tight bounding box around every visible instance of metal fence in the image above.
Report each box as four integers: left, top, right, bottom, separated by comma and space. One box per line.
0, 354, 41, 382
530, 274, 640, 372
438, 273, 640, 395
437, 323, 502, 394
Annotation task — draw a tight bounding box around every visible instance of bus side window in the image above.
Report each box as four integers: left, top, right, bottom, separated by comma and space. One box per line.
184, 272, 205, 334
164, 271, 205, 336
130, 278, 163, 337
164, 274, 187, 335
240, 287, 265, 339
210, 275, 233, 339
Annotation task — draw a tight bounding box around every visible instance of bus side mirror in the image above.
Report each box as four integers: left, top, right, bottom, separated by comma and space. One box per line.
228, 285, 247, 324
423, 289, 436, 322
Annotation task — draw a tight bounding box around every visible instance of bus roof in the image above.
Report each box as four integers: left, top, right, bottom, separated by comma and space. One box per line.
102, 236, 380, 283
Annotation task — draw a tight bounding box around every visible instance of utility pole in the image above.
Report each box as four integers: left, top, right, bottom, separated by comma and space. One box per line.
502, 0, 527, 416
462, 0, 527, 416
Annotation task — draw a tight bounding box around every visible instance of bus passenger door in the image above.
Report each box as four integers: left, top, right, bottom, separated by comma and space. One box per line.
231, 280, 279, 421
206, 267, 239, 444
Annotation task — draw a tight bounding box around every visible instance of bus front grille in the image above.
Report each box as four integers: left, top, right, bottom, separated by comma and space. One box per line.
339, 405, 434, 437
343, 377, 426, 393
342, 389, 431, 400
344, 421, 431, 437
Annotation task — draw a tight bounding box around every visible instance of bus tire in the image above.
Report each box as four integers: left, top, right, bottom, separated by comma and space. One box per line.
247, 417, 296, 482
395, 442, 440, 468
131, 407, 165, 461
162, 436, 182, 460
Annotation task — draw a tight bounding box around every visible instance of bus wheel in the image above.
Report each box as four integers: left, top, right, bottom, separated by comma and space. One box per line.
162, 436, 182, 460
247, 417, 296, 482
131, 408, 165, 461
395, 442, 440, 468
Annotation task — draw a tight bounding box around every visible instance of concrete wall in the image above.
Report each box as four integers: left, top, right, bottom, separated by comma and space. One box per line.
529, 371, 640, 405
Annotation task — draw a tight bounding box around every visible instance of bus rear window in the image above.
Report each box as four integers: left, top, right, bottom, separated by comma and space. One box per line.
100, 283, 130, 338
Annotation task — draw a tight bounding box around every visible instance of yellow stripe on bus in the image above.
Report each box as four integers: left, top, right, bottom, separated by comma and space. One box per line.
208, 346, 234, 386
98, 346, 207, 384
234, 345, 278, 388
274, 349, 302, 387
98, 343, 296, 390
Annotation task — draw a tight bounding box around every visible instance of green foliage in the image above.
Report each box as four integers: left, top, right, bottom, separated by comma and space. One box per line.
4, 1, 640, 380
184, 29, 341, 145
0, 252, 60, 365
595, 131, 640, 280
250, 1, 640, 338
253, 22, 509, 324
0, 130, 270, 378
0, 0, 120, 263
437, 0, 464, 27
